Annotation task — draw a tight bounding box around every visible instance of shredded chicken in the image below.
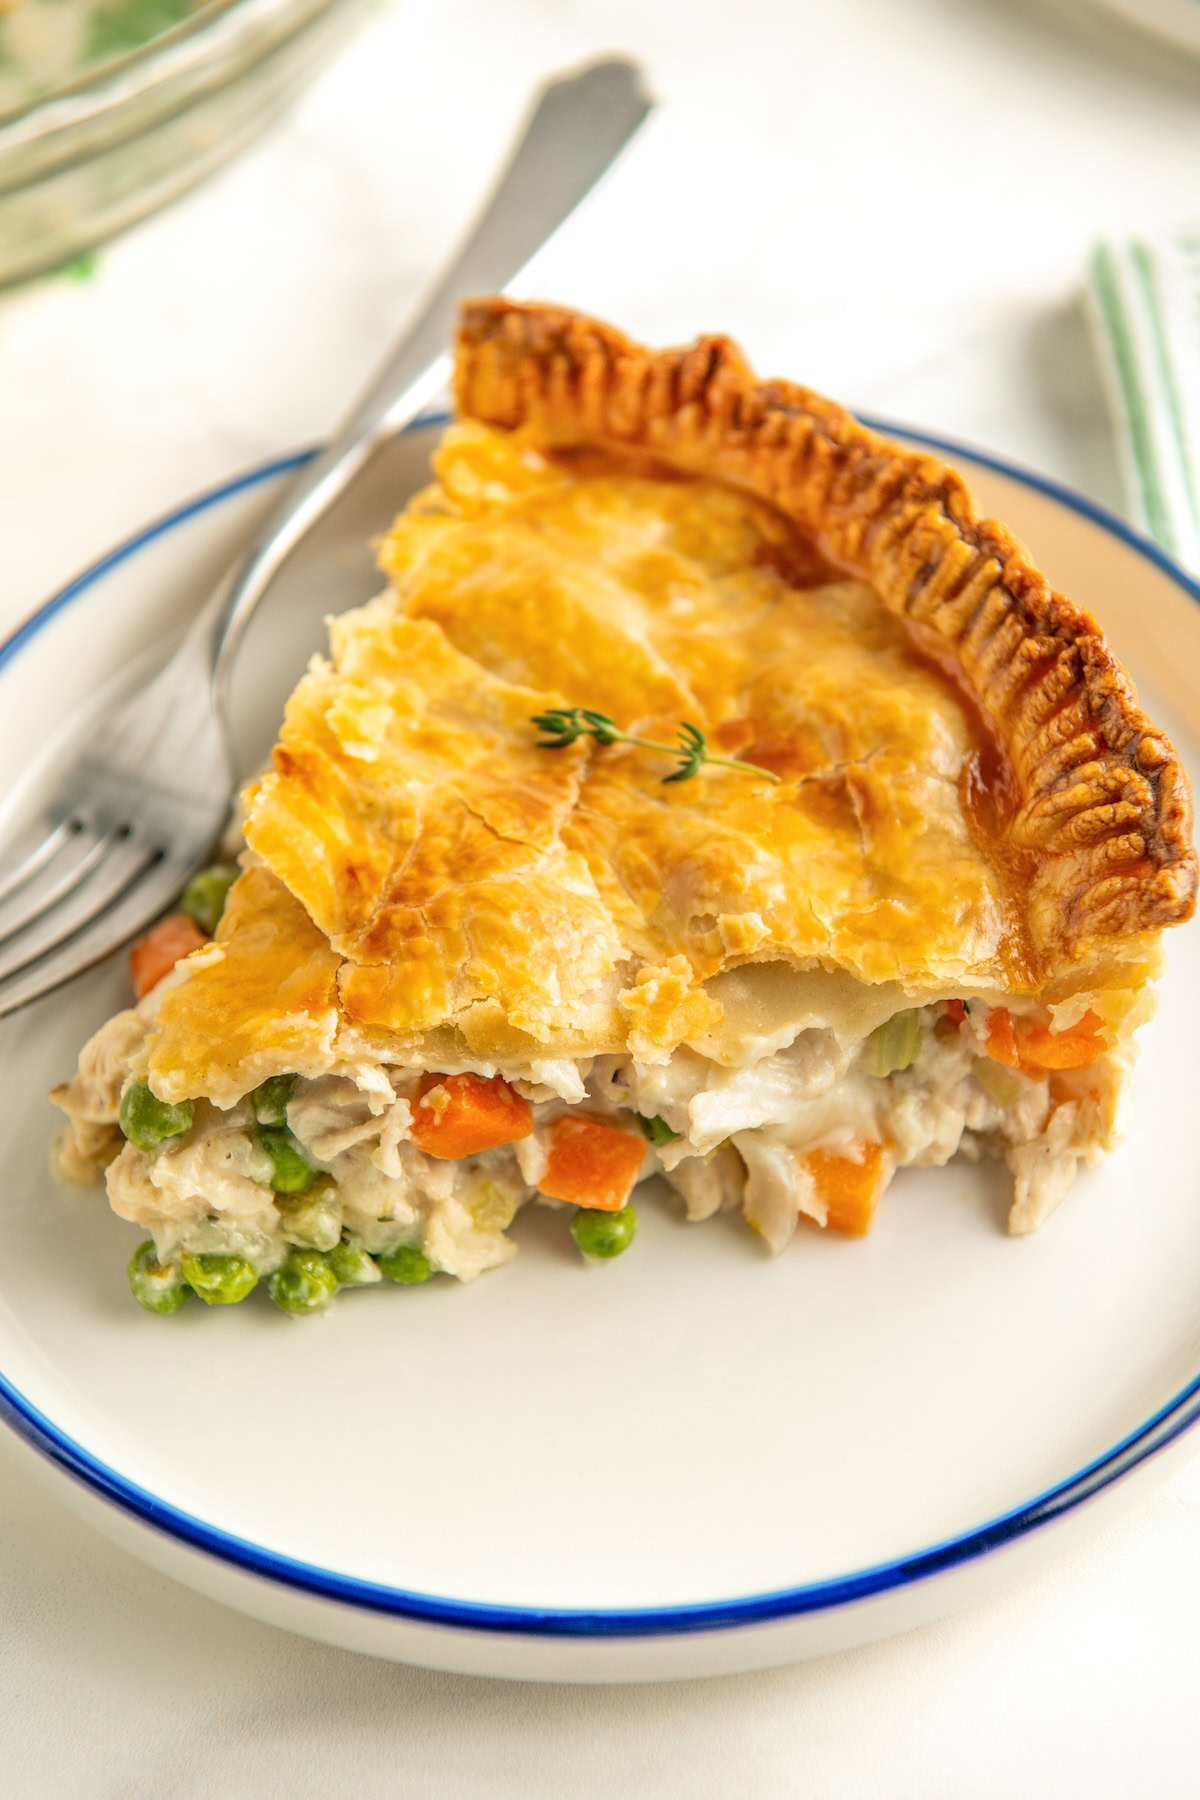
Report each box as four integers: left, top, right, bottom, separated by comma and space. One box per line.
52, 990, 1122, 1281
51, 1007, 148, 1127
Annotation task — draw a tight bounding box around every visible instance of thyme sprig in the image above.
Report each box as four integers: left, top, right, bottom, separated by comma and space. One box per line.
530, 707, 780, 785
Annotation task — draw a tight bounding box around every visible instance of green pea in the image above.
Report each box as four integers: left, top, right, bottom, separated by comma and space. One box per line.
638, 1114, 679, 1146
571, 1204, 638, 1260
181, 1252, 258, 1306
328, 1236, 382, 1287
378, 1244, 434, 1285
268, 1249, 339, 1316
180, 863, 239, 935
257, 1123, 319, 1194
276, 1176, 342, 1251
251, 1073, 296, 1126
119, 1081, 194, 1152
127, 1240, 188, 1314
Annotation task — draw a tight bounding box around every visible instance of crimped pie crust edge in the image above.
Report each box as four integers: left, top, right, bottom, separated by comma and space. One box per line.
453, 298, 1197, 963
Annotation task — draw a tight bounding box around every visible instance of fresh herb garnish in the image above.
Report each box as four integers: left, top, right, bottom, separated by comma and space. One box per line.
531, 708, 779, 785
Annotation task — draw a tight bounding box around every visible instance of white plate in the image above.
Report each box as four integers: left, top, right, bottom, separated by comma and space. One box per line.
1, 417, 1198, 1684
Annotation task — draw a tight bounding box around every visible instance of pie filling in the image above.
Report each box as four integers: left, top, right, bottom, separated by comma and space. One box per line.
52, 982, 1128, 1297
47, 300, 1195, 1314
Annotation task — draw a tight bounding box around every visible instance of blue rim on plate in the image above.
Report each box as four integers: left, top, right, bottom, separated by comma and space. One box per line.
2, 417, 1198, 1640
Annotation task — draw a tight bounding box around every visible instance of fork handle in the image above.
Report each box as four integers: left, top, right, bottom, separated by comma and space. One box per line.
209, 56, 653, 702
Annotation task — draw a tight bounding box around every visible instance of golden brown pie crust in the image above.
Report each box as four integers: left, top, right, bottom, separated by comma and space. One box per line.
453, 299, 1197, 960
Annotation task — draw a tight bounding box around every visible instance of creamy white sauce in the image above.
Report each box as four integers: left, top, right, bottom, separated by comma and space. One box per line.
54, 994, 1114, 1275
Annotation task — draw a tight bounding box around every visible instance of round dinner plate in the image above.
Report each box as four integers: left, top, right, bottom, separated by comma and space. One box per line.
1, 417, 1197, 1684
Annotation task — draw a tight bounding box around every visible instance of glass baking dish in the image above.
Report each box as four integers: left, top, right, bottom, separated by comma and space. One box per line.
0, 0, 369, 287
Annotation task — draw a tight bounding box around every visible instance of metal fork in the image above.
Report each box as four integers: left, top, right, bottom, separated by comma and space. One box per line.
0, 58, 652, 1020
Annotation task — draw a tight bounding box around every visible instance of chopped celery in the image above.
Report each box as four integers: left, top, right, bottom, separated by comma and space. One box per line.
971, 1056, 1026, 1109
864, 1010, 923, 1078
638, 1114, 679, 1146
469, 1175, 521, 1232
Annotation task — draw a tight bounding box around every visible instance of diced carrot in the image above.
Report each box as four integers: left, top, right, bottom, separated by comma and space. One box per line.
983, 1008, 1022, 1068
982, 1006, 1106, 1076
800, 1142, 888, 1237
935, 997, 967, 1042
129, 912, 207, 1000
1016, 1009, 1106, 1072
410, 1072, 532, 1160
538, 1115, 646, 1211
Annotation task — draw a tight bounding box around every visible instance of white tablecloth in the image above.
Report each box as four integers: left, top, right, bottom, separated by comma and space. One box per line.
4, 1, 1200, 1791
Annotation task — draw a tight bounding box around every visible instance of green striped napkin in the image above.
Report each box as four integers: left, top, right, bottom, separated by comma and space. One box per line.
1085, 228, 1200, 571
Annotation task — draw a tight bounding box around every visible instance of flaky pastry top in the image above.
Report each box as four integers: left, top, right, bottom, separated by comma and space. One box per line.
144, 303, 1195, 1093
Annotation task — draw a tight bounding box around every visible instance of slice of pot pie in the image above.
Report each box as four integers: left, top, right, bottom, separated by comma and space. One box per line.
52, 299, 1197, 1316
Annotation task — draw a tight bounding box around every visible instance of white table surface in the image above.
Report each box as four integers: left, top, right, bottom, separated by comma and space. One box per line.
4, 0, 1200, 1791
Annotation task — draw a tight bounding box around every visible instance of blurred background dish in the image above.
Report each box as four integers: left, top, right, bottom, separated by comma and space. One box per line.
0, 0, 369, 287
1066, 0, 1200, 58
